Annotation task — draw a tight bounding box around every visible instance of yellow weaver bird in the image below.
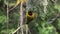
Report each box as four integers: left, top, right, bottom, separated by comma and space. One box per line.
26, 11, 34, 24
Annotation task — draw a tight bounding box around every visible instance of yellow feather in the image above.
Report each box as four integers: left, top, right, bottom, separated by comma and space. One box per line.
16, 0, 20, 5
4, 0, 26, 7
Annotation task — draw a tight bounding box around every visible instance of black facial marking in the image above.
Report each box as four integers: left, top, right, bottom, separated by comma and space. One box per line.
28, 11, 32, 16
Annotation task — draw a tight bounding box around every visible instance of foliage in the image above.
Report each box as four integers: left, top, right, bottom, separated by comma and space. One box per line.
0, 0, 60, 34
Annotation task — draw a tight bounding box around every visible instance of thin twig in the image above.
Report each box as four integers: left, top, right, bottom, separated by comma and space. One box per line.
26, 0, 29, 34
9, 3, 20, 11
26, 24, 31, 34
53, 27, 56, 34
46, 13, 60, 24
43, 0, 48, 13
26, 24, 29, 34
17, 20, 20, 34
7, 1, 9, 34
12, 26, 21, 34
9, 0, 20, 11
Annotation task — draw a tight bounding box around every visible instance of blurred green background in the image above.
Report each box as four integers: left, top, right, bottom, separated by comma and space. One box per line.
0, 0, 60, 34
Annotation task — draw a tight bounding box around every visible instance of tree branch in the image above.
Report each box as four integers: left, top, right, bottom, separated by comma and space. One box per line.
7, 1, 9, 34
19, 0, 24, 34
26, 24, 29, 34
46, 13, 60, 24
12, 27, 21, 34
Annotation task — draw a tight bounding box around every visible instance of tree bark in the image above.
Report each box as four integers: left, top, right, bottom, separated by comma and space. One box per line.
19, 0, 24, 34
